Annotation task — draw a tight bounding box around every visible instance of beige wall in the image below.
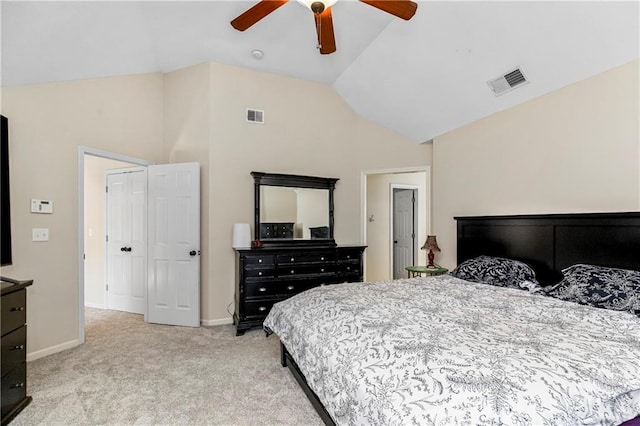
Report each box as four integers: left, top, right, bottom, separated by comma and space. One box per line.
207, 62, 431, 325
433, 60, 640, 269
84, 156, 138, 308
366, 171, 429, 281
0, 61, 430, 356
162, 62, 213, 322
0, 74, 164, 357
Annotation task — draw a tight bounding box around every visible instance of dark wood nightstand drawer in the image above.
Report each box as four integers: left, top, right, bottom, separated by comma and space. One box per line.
1, 289, 26, 336
1, 326, 26, 377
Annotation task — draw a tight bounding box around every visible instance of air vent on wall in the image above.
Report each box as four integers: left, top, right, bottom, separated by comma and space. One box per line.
487, 67, 528, 96
246, 108, 264, 124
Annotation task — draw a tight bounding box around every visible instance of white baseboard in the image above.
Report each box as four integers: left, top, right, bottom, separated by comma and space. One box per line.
201, 317, 233, 326
27, 338, 82, 362
84, 302, 106, 309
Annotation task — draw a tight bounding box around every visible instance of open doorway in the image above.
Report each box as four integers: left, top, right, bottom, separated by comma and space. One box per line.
84, 156, 142, 310
78, 147, 153, 343
362, 167, 430, 282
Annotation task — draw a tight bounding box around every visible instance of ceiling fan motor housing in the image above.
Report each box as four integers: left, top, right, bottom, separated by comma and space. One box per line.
311, 1, 325, 14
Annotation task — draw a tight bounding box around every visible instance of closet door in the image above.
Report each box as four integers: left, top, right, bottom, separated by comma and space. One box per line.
106, 168, 147, 314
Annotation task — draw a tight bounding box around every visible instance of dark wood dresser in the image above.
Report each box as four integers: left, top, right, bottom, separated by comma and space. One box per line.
1, 277, 32, 425
234, 245, 366, 335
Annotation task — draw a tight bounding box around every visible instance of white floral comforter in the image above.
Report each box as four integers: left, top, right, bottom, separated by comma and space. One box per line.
263, 275, 640, 426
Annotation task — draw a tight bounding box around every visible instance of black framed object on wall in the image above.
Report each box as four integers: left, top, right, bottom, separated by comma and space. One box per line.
1, 115, 12, 266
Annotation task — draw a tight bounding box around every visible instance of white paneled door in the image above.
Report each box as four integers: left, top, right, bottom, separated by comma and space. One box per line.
147, 163, 200, 327
106, 168, 147, 314
392, 188, 416, 279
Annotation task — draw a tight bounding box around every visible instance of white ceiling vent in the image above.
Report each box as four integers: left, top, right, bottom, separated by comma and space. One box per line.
487, 67, 528, 96
246, 108, 264, 124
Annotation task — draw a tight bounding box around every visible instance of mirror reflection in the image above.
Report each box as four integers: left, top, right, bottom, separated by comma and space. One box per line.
260, 186, 329, 239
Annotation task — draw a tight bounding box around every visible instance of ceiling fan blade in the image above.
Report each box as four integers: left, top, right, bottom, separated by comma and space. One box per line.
314, 7, 336, 55
359, 0, 418, 20
231, 0, 289, 31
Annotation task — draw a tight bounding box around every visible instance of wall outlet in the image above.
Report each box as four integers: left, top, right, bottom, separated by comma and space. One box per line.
32, 228, 49, 241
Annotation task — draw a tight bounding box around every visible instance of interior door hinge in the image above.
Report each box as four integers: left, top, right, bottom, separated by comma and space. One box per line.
106, 186, 108, 193
106, 284, 108, 291
106, 235, 108, 242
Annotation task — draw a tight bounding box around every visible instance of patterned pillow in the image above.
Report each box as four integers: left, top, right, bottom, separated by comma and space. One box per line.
545, 264, 640, 317
450, 255, 540, 291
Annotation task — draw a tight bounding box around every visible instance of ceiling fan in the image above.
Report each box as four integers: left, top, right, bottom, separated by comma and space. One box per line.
231, 0, 418, 55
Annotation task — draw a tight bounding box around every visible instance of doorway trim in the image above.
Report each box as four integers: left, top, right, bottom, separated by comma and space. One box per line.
77, 146, 154, 344
360, 166, 431, 282
390, 184, 419, 280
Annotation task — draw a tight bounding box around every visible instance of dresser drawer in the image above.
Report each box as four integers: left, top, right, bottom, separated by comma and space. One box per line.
337, 261, 360, 275
1, 325, 26, 377
244, 255, 275, 266
1, 362, 26, 419
277, 264, 335, 276
1, 289, 26, 336
338, 249, 361, 261
244, 268, 276, 279
245, 280, 317, 298
244, 300, 278, 318
277, 253, 335, 264
245, 282, 279, 298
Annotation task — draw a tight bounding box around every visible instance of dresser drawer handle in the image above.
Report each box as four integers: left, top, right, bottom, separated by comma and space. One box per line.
320, 268, 325, 272
10, 345, 24, 351
346, 267, 351, 271
321, 257, 325, 261
290, 270, 295, 274
258, 306, 267, 312
346, 255, 351, 259
258, 259, 263, 263
290, 257, 295, 262
287, 285, 295, 291
258, 272, 263, 276
10, 306, 24, 312
258, 287, 267, 292
10, 383, 25, 389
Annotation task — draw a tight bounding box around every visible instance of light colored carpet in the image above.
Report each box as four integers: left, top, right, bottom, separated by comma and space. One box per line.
12, 308, 323, 425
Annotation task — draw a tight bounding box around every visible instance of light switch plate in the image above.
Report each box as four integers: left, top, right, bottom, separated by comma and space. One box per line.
32, 228, 49, 241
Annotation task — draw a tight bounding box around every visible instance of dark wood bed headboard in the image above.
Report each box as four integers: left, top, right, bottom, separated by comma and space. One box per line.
455, 212, 640, 286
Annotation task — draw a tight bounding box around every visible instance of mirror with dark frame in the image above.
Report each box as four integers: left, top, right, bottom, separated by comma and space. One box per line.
251, 172, 338, 246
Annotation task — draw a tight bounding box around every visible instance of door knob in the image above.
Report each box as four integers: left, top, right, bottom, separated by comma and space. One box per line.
190, 250, 200, 256
121, 247, 126, 252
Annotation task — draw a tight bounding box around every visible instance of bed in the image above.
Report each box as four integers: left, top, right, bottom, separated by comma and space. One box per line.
263, 212, 640, 425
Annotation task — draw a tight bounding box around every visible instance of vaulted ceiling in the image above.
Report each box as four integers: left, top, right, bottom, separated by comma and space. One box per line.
2, 1, 638, 142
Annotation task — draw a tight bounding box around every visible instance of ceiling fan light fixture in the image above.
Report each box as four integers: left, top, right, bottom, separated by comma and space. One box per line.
296, 0, 338, 13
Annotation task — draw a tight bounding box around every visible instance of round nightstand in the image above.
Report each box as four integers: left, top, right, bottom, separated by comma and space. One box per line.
405, 265, 448, 278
